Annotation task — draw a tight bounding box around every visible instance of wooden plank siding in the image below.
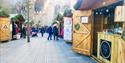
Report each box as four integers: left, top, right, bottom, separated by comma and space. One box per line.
0, 17, 11, 42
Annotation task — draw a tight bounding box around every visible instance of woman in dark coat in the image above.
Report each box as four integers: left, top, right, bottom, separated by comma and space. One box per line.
12, 22, 16, 40
53, 26, 59, 40
47, 26, 53, 40
40, 27, 45, 37
22, 25, 26, 38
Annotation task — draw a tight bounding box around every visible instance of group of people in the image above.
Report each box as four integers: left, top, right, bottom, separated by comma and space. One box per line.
12, 22, 27, 40
13, 24, 59, 41
47, 26, 59, 40
31, 27, 39, 37
31, 25, 59, 41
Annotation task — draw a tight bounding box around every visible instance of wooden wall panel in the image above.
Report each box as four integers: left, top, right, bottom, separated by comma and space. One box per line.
0, 17, 11, 41
118, 39, 125, 63
97, 33, 125, 63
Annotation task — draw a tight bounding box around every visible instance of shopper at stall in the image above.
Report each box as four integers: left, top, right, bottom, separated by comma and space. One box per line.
47, 26, 53, 40
12, 22, 17, 40
53, 26, 59, 40
16, 24, 20, 34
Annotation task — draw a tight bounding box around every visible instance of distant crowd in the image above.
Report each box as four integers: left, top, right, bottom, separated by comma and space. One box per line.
22, 25, 59, 40
12, 22, 59, 41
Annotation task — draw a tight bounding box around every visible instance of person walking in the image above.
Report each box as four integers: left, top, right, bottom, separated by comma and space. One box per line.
22, 25, 26, 39
40, 26, 45, 37
47, 26, 53, 40
53, 26, 59, 40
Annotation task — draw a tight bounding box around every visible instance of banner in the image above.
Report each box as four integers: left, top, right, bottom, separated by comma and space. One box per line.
115, 6, 125, 22
64, 17, 72, 41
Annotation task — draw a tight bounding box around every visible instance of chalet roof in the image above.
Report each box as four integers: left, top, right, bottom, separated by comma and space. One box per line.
74, 0, 123, 10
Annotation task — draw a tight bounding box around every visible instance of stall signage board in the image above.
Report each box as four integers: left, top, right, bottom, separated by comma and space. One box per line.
115, 6, 125, 22
64, 17, 72, 41
81, 16, 89, 23
100, 39, 111, 61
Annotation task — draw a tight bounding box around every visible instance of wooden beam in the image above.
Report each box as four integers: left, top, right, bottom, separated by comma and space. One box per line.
121, 21, 125, 38
121, 0, 125, 38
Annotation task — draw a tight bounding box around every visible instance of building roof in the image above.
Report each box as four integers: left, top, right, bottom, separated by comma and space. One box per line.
74, 0, 123, 10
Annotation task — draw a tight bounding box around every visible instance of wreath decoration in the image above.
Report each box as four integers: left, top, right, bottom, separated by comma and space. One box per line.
75, 23, 80, 30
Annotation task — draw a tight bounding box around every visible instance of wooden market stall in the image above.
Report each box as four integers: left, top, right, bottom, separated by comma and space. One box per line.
0, 8, 11, 42
0, 17, 11, 41
73, 0, 125, 63
96, 4, 125, 63
92, 0, 124, 58
73, 0, 121, 56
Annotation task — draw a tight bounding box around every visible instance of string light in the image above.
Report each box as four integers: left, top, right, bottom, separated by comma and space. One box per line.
106, 9, 109, 12
96, 12, 98, 15
103, 2, 106, 6
100, 12, 102, 14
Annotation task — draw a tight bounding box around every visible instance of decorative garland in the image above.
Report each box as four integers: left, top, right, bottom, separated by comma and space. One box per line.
75, 23, 80, 30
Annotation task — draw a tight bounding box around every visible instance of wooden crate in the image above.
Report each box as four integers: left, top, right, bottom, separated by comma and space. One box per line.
97, 32, 125, 63
0, 17, 11, 41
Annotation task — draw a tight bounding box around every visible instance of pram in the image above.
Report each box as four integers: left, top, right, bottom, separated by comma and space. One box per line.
32, 27, 38, 37
32, 32, 38, 37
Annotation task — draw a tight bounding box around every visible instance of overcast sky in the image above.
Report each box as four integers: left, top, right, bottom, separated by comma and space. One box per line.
0, 0, 77, 25
40, 0, 77, 25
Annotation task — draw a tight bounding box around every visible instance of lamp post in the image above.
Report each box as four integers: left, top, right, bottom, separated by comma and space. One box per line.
27, 0, 30, 42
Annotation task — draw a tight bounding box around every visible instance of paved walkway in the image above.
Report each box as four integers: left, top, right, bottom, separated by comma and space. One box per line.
0, 34, 97, 63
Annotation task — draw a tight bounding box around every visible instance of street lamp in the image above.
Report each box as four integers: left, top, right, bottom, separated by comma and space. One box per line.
27, 0, 30, 42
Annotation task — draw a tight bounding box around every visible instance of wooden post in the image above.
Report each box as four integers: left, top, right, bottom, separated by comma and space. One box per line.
121, 1, 125, 38
121, 22, 125, 38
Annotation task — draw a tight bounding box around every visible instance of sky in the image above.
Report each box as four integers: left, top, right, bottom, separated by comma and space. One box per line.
0, 0, 77, 26
36, 0, 77, 26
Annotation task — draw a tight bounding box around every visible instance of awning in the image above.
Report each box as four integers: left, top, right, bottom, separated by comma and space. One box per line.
56, 13, 63, 21
74, 0, 124, 10
63, 8, 73, 17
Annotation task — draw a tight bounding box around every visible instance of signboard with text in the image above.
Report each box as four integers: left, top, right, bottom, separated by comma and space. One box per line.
115, 6, 125, 22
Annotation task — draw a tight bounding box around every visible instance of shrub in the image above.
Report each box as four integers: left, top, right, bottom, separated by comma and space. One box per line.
0, 7, 9, 17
